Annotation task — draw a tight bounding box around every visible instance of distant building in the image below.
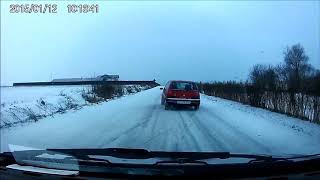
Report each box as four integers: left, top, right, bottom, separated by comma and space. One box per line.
97, 74, 119, 81
52, 74, 119, 82
51, 78, 96, 82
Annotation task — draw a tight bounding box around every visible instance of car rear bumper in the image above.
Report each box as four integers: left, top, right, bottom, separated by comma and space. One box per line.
166, 98, 200, 106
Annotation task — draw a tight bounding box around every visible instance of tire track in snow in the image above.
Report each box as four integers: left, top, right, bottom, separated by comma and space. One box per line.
194, 106, 273, 153
97, 98, 160, 148
179, 110, 228, 151
150, 100, 162, 135
142, 108, 188, 151
177, 111, 202, 151
191, 111, 232, 150
136, 108, 201, 151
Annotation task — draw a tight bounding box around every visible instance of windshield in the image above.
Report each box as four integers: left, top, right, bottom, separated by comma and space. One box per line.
1, 0, 320, 168
170, 82, 198, 90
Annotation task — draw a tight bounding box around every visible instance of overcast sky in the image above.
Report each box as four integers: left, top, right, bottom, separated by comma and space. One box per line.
1, 1, 319, 85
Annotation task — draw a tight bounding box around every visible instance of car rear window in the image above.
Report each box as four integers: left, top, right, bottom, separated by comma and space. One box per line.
170, 82, 198, 90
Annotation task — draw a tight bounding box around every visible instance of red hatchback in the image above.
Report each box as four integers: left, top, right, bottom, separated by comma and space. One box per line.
161, 80, 200, 110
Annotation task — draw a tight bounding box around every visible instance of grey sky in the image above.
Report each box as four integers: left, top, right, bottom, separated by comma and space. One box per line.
1, 1, 319, 85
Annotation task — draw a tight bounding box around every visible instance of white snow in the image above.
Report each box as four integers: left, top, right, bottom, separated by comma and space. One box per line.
8, 144, 42, 152
0, 86, 91, 128
1, 87, 320, 156
0, 85, 150, 128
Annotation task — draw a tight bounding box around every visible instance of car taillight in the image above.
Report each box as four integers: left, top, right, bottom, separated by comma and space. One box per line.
167, 90, 174, 97
192, 91, 200, 99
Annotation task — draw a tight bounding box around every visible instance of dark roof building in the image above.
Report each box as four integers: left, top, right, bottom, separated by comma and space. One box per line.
52, 74, 119, 82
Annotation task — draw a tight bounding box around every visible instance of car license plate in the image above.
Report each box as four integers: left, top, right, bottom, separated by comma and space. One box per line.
177, 101, 191, 104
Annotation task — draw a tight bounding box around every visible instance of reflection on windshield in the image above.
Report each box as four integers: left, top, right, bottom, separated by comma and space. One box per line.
9, 144, 79, 171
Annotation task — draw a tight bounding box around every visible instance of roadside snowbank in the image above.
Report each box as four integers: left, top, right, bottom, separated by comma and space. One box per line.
0, 85, 151, 129
203, 95, 320, 150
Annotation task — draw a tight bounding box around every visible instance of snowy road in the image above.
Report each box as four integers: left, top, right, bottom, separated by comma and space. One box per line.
1, 87, 320, 155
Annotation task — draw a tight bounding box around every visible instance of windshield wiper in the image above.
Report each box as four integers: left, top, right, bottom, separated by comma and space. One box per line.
243, 154, 320, 164
152, 153, 292, 166
48, 148, 282, 165
46, 148, 274, 161
46, 148, 151, 159
154, 158, 209, 166
8, 148, 320, 167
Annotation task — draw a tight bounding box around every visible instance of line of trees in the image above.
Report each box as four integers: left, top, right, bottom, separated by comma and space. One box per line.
200, 44, 320, 123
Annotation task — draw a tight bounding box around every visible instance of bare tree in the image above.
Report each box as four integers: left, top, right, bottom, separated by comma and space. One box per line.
283, 43, 310, 92
250, 64, 267, 90
275, 63, 288, 90
201, 43, 319, 123
250, 64, 278, 90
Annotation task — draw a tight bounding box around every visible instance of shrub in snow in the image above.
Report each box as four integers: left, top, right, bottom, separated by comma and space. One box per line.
81, 91, 103, 104
92, 85, 123, 100
24, 107, 38, 122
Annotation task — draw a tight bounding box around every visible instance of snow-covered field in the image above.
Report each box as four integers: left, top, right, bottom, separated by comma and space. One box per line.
1, 87, 320, 155
0, 85, 150, 128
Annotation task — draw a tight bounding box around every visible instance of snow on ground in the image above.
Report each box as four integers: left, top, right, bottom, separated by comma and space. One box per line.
1, 86, 89, 128
0, 85, 150, 128
1, 87, 320, 156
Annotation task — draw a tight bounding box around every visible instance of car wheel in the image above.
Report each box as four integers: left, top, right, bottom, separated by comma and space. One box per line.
194, 105, 199, 110
165, 103, 170, 110
161, 96, 164, 105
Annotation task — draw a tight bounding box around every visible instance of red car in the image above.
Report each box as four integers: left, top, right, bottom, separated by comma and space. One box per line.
161, 80, 200, 110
